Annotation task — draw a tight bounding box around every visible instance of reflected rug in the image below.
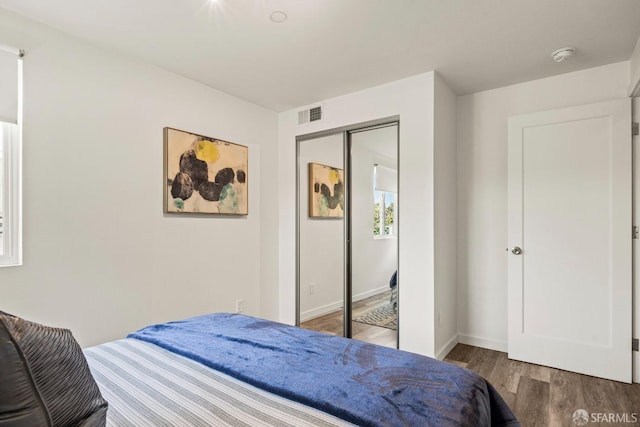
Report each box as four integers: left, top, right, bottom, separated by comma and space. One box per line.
353, 304, 397, 330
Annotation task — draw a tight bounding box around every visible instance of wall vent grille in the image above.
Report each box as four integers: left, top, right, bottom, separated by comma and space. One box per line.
298, 105, 323, 125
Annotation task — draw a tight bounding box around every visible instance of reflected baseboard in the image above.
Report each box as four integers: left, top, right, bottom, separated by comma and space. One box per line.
300, 301, 343, 323
300, 286, 390, 323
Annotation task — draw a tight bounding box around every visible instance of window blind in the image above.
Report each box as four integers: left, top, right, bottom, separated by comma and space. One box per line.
374, 165, 397, 193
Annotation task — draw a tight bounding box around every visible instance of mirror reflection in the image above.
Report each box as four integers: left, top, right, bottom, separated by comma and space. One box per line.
349, 125, 398, 348
298, 133, 345, 337
298, 123, 398, 349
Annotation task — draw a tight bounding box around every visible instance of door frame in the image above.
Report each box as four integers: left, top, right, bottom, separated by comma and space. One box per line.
633, 97, 640, 384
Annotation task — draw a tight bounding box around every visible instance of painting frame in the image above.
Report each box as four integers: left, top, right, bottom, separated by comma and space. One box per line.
308, 162, 344, 218
163, 127, 248, 215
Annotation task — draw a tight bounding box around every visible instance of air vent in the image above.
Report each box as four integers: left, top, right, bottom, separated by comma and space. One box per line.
298, 105, 323, 125
309, 106, 322, 121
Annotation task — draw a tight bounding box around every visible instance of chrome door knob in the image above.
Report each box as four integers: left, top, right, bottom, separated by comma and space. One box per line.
511, 247, 522, 255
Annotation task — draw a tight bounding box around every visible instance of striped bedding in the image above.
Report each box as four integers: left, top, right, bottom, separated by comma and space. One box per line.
84, 338, 354, 427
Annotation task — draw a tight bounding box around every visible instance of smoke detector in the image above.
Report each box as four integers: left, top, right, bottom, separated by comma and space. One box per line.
551, 47, 576, 63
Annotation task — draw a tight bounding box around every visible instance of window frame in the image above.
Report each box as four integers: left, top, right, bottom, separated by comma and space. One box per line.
0, 56, 22, 267
373, 189, 397, 239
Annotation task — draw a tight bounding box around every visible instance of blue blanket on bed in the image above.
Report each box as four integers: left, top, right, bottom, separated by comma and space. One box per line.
128, 313, 518, 427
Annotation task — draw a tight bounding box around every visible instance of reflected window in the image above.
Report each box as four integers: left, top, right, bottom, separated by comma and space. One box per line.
373, 165, 396, 238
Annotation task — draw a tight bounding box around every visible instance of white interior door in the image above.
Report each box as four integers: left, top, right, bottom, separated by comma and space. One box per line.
508, 98, 632, 383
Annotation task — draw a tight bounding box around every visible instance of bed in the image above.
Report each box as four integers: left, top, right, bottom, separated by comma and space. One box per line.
0, 311, 519, 427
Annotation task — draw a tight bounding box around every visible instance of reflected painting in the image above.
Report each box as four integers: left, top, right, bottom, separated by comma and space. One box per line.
164, 127, 248, 215
308, 162, 344, 218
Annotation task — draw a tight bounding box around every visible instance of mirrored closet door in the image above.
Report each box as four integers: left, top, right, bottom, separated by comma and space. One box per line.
349, 124, 398, 348
297, 120, 398, 349
297, 133, 345, 337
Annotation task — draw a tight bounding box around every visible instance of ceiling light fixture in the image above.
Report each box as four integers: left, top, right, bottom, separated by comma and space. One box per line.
270, 11, 287, 23
551, 47, 576, 63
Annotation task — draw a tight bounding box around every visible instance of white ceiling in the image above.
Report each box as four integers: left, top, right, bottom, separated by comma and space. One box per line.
0, 0, 639, 112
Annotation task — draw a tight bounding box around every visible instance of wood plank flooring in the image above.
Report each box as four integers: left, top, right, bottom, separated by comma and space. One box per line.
445, 344, 640, 427
300, 291, 397, 348
300, 294, 640, 426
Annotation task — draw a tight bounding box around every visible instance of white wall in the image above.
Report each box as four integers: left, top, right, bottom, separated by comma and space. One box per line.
629, 36, 640, 96
298, 134, 344, 321
457, 61, 630, 351
351, 127, 397, 301
434, 73, 458, 359
0, 8, 278, 347
278, 72, 439, 357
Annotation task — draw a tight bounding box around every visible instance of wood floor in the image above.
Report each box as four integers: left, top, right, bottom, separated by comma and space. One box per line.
445, 344, 640, 427
300, 291, 397, 348
301, 294, 640, 426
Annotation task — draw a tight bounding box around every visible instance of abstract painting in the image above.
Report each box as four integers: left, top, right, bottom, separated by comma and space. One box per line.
164, 127, 248, 215
308, 162, 344, 218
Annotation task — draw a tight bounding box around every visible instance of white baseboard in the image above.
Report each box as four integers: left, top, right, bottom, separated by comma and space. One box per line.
300, 286, 389, 323
436, 335, 459, 360
353, 286, 388, 302
300, 300, 343, 322
458, 334, 508, 353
